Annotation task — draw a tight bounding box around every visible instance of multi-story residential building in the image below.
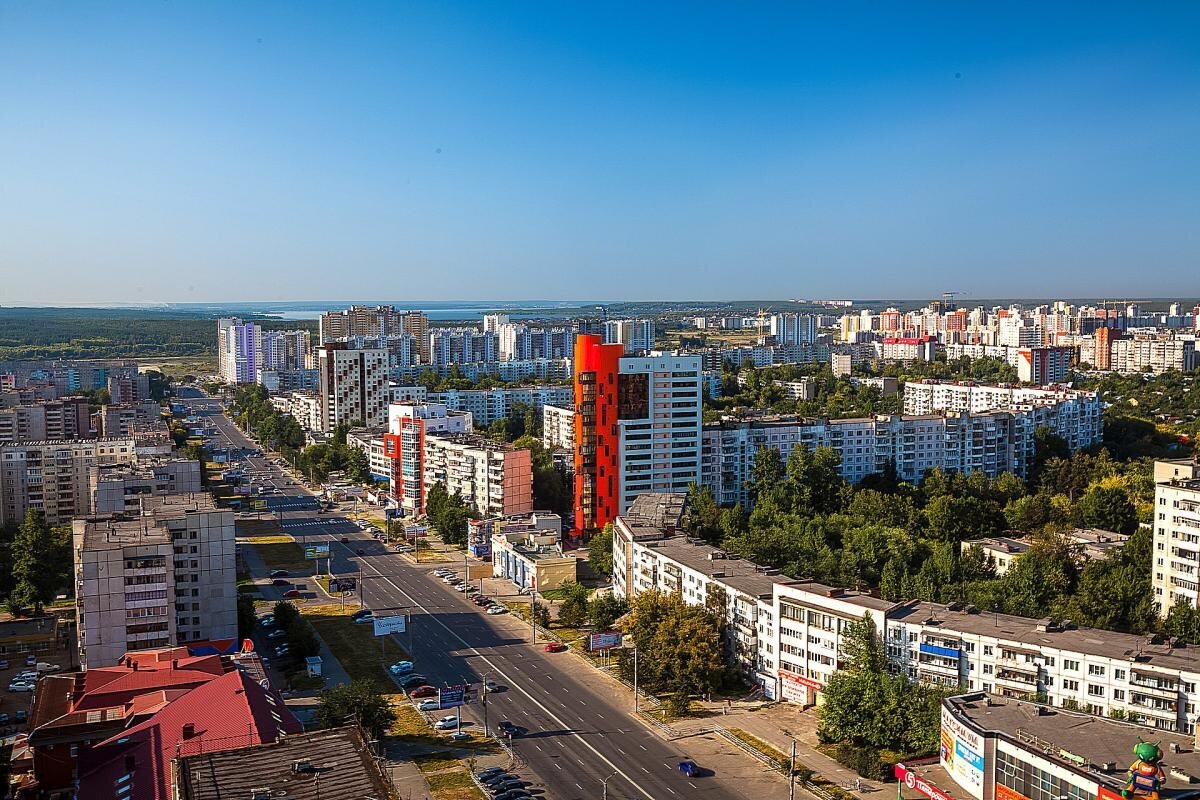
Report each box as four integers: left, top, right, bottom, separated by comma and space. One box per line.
603, 319, 655, 354
1152, 460, 1200, 617
389, 358, 573, 383
98, 400, 162, 437
1015, 345, 1073, 384
875, 336, 937, 362
270, 391, 321, 432
217, 318, 261, 384
0, 437, 138, 526
89, 458, 203, 515
346, 427, 391, 482
255, 367, 319, 393
260, 328, 311, 371
769, 313, 818, 346
612, 496, 1200, 732
73, 493, 237, 668
572, 335, 702, 534
1111, 334, 1198, 374
702, 401, 1102, 507
383, 402, 472, 514
0, 398, 91, 442
422, 432, 533, 518
107, 371, 151, 404
962, 528, 1129, 576
426, 385, 573, 426
903, 382, 1098, 417
542, 404, 575, 452
318, 304, 408, 343
316, 343, 389, 431
496, 323, 576, 361
428, 327, 499, 367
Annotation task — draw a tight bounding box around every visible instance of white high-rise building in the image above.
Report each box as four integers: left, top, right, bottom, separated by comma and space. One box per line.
1152, 460, 1200, 617
603, 319, 655, 354
217, 318, 260, 384
316, 344, 389, 432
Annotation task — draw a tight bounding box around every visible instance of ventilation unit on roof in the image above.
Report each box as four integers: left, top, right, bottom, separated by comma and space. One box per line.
292, 760, 315, 774
250, 789, 273, 800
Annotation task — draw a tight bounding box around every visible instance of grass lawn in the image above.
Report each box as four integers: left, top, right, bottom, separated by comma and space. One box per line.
425, 769, 485, 800
238, 520, 312, 574
300, 603, 409, 688
414, 751, 464, 774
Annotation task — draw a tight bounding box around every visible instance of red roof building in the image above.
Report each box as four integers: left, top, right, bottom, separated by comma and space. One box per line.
24, 647, 297, 800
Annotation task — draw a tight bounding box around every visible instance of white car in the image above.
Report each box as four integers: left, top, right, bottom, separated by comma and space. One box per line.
454, 584, 470, 592
433, 716, 459, 730
389, 661, 415, 674
486, 605, 507, 615
418, 699, 441, 712
7, 681, 34, 693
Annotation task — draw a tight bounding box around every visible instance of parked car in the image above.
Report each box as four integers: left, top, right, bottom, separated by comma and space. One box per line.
399, 675, 427, 688
410, 685, 438, 698
486, 605, 507, 615
266, 629, 287, 640
353, 613, 374, 624
483, 773, 514, 787
7, 681, 34, 693
417, 699, 440, 712
454, 584, 469, 592
15, 710, 27, 723
543, 642, 567, 653
463, 585, 477, 594
25, 656, 35, 667
283, 589, 302, 598
0, 660, 9, 670
476, 768, 506, 782
472, 596, 492, 606
258, 615, 275, 627
449, 731, 471, 742
0, 713, 10, 725
350, 608, 372, 620
493, 791, 531, 800
433, 716, 458, 730
271, 578, 291, 586
389, 661, 415, 674
340, 536, 349, 544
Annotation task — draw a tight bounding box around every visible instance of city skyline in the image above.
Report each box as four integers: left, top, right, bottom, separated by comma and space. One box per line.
1, 2, 1197, 303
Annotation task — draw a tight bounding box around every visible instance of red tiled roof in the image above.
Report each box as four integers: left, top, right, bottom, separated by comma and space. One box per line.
79, 670, 300, 800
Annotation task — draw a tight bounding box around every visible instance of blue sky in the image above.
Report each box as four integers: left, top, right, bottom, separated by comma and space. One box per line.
1, 2, 1197, 304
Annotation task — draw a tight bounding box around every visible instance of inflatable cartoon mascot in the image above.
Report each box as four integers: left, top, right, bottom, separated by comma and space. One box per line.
1121, 740, 1166, 800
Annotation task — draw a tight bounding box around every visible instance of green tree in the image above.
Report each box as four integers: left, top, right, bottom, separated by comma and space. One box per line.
1079, 485, 1138, 534
587, 593, 627, 630
237, 594, 258, 638
316, 680, 397, 739
557, 582, 590, 628
588, 523, 614, 577
839, 613, 886, 675
1163, 598, 1200, 644
685, 484, 724, 543
11, 510, 68, 614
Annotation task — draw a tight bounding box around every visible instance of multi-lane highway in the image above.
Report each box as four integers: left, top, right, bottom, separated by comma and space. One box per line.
176, 389, 782, 800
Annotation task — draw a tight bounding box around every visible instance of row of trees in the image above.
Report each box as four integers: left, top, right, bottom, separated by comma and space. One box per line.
424, 482, 474, 546
270, 601, 321, 660
553, 581, 627, 630
1, 510, 73, 616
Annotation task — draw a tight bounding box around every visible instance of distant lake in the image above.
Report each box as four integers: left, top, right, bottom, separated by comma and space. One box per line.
165, 300, 601, 323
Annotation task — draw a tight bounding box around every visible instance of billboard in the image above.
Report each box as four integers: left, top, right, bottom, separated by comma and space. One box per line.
373, 615, 407, 636
328, 576, 357, 593
405, 525, 429, 540
895, 764, 957, 800
779, 669, 821, 706
588, 632, 623, 651
438, 685, 466, 708
304, 544, 331, 560
940, 705, 985, 799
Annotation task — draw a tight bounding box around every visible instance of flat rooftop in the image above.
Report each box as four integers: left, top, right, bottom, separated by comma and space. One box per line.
948, 693, 1200, 794
639, 535, 784, 598
77, 492, 222, 550
890, 601, 1200, 674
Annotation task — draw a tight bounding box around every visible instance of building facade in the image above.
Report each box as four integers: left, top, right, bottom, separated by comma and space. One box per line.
1152, 462, 1200, 617
316, 344, 389, 431
383, 402, 472, 514
0, 438, 139, 526
422, 433, 533, 518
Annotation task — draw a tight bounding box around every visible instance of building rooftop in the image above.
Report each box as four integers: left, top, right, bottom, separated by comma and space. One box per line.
76, 492, 222, 550
623, 492, 688, 531
964, 536, 1031, 556
947, 693, 1200, 794
889, 601, 1200, 674
426, 431, 523, 451
777, 580, 897, 612
639, 535, 785, 599
176, 726, 389, 800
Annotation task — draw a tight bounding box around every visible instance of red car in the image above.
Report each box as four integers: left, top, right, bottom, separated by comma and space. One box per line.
543, 642, 567, 653
283, 589, 302, 598
409, 685, 438, 698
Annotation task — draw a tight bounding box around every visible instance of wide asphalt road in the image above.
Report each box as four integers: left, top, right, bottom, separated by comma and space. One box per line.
176, 389, 776, 800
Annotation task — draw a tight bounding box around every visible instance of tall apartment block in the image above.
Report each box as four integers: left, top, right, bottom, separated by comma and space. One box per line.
428, 328, 499, 367
602, 319, 655, 354
316, 343, 389, 431
107, 372, 151, 404
769, 313, 817, 346
261, 329, 311, 370
572, 334, 702, 534
0, 438, 138, 526
73, 493, 237, 668
542, 404, 575, 452
422, 433, 533, 518
217, 318, 260, 384
1152, 459, 1200, 617
0, 398, 91, 443
383, 402, 472, 515
318, 306, 428, 361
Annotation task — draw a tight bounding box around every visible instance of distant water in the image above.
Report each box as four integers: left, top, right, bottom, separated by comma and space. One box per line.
166, 300, 601, 322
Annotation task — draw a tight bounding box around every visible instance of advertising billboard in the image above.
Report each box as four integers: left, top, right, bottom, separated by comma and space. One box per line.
895, 764, 957, 800
940, 705, 985, 799
373, 615, 407, 637
328, 576, 357, 593
304, 544, 330, 560
779, 669, 822, 706
405, 525, 429, 540
588, 632, 623, 651
438, 685, 466, 708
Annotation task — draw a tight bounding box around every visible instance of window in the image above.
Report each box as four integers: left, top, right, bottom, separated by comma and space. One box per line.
1087, 685, 1104, 697
1088, 665, 1105, 677
983, 645, 993, 656
1114, 669, 1126, 680
1062, 679, 1079, 691
1064, 659, 1080, 671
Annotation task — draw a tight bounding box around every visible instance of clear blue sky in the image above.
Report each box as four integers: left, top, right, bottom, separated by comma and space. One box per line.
1, 2, 1197, 304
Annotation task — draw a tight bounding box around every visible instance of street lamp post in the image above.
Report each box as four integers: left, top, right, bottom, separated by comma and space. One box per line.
601, 771, 619, 800
632, 646, 639, 713
529, 589, 538, 645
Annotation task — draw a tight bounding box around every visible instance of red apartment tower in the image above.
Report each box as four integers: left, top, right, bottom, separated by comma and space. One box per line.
573, 334, 624, 535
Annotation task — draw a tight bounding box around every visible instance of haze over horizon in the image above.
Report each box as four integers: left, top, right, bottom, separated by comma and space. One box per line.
1, 2, 1197, 303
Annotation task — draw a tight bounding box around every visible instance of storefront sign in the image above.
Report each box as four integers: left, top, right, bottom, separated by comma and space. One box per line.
941, 706, 985, 799
779, 669, 822, 705
895, 763, 957, 800
996, 784, 1031, 800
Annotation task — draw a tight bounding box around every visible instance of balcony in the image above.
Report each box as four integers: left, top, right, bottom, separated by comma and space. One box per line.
1129, 673, 1179, 697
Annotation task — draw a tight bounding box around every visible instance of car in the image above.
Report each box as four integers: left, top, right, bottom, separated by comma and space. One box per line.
356, 548, 365, 556
449, 730, 471, 742
476, 768, 507, 781
271, 578, 291, 586
15, 671, 36, 682
454, 584, 469, 592
7, 681, 34, 693
472, 596, 491, 606
543, 642, 567, 653
283, 589, 302, 598
484, 680, 502, 693
353, 613, 374, 624
493, 791, 531, 800
433, 716, 458, 730
463, 585, 478, 594
483, 773, 514, 787
273, 645, 290, 656
389, 661, 415, 674
440, 575, 457, 584
350, 608, 372, 620
340, 536, 349, 544
491, 777, 528, 789
15, 710, 27, 723
393, 545, 414, 553
258, 615, 275, 627
0, 660, 9, 670
399, 674, 427, 688
0, 713, 10, 725
486, 605, 507, 615
433, 568, 453, 576
678, 760, 701, 777
266, 629, 287, 640
25, 656, 35, 667
496, 720, 515, 734
417, 699, 441, 712
409, 685, 438, 698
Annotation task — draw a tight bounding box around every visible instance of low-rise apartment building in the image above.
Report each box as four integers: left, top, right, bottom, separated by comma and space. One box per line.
0, 437, 139, 526
611, 493, 1200, 734
73, 493, 237, 668
1111, 334, 1198, 374
423, 433, 533, 518
427, 385, 573, 426
383, 402, 473, 515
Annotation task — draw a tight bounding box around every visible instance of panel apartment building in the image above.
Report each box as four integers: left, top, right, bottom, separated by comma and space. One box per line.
423, 433, 534, 518
1152, 459, 1200, 617
73, 493, 237, 668
316, 343, 389, 431
383, 402, 472, 515
426, 385, 573, 427
0, 398, 92, 443
612, 494, 1200, 734
572, 335, 702, 534
0, 438, 138, 526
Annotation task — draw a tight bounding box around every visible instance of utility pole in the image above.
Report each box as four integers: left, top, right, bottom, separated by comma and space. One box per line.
789, 739, 797, 800
632, 647, 639, 713
529, 589, 537, 645
482, 679, 489, 735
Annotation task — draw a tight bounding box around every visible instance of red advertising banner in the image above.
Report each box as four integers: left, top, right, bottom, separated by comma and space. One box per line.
996, 784, 1031, 800
895, 763, 958, 800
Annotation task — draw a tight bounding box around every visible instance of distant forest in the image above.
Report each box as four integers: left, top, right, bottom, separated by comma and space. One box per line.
0, 308, 316, 361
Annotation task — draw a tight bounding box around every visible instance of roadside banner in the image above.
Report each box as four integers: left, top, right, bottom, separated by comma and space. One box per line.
589, 632, 623, 651
304, 544, 330, 559
373, 615, 407, 636
439, 685, 466, 708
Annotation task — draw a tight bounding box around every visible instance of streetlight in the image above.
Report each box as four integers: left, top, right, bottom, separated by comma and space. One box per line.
601, 771, 619, 800
632, 646, 639, 713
